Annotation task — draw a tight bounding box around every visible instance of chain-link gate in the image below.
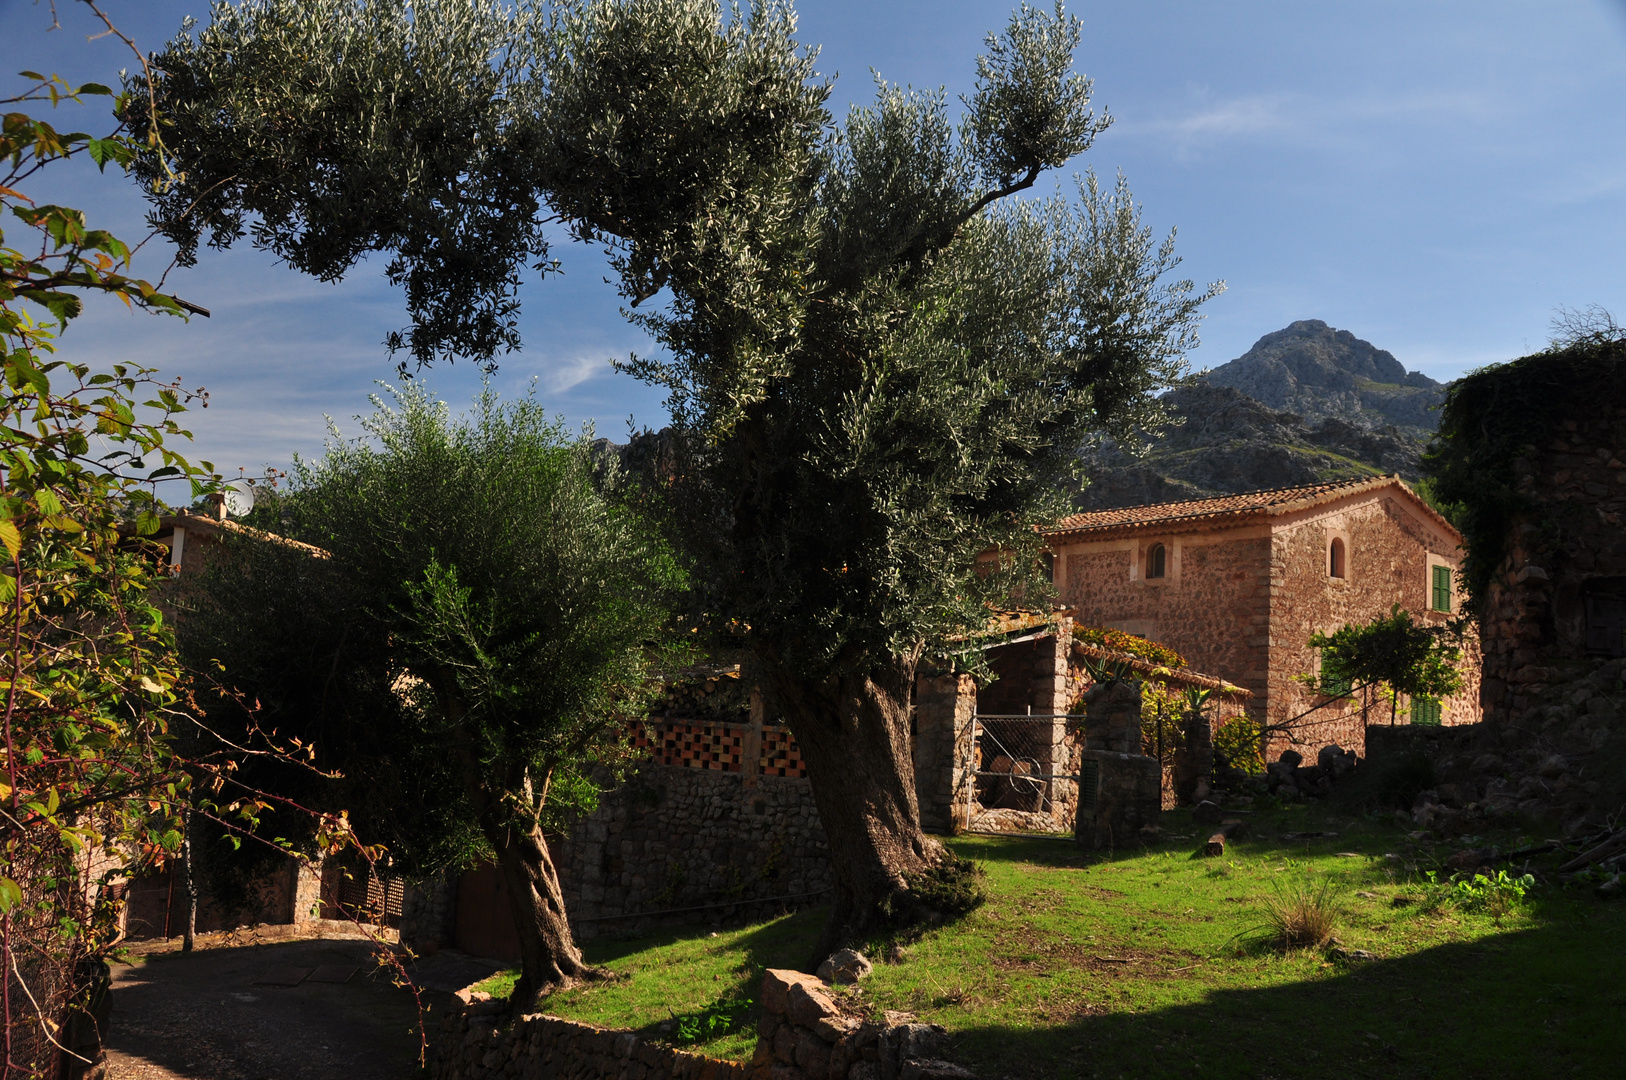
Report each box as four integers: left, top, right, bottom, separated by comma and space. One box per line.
960, 711, 1091, 836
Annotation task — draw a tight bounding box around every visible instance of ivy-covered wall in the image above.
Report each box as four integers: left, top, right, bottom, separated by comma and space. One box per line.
1429, 342, 1626, 830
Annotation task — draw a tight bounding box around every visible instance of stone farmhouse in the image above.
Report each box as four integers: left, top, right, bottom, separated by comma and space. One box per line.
1043, 475, 1481, 755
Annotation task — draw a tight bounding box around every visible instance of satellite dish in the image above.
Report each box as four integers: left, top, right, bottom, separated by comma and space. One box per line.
223, 484, 256, 518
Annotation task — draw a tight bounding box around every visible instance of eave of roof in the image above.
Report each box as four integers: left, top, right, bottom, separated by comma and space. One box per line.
1043, 474, 1461, 543
157, 512, 331, 559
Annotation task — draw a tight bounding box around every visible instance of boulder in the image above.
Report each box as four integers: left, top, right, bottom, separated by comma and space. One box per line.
1538, 754, 1570, 779
890, 1023, 948, 1061
1278, 749, 1304, 768
1192, 800, 1224, 825
816, 949, 874, 985
1317, 744, 1359, 780
899, 1061, 976, 1080
1434, 782, 1472, 808
1292, 764, 1329, 794
762, 969, 840, 1025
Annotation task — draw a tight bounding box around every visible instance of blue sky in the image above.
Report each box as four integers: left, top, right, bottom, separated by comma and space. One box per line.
4, 0, 1625, 483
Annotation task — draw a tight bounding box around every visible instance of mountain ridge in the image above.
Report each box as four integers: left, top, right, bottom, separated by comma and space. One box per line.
1075, 320, 1441, 511
1201, 318, 1444, 436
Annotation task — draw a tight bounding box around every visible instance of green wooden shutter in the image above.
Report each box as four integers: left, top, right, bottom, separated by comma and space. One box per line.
1412, 697, 1442, 725
1432, 565, 1453, 612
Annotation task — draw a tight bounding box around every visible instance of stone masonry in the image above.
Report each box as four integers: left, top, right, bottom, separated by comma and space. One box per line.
553, 766, 833, 941
1470, 401, 1626, 828
1046, 476, 1479, 760
429, 969, 972, 1080
912, 674, 976, 834
1074, 749, 1161, 851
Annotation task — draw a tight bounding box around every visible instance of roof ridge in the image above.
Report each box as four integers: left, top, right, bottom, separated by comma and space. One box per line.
1044, 473, 1455, 539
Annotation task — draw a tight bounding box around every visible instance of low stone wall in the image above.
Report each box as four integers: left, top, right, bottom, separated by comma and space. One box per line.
753, 969, 968, 1080
430, 998, 749, 1080
429, 970, 973, 1080
1364, 722, 1483, 766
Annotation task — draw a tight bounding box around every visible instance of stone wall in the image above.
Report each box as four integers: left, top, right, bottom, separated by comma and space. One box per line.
1267, 492, 1479, 758
123, 854, 302, 941
433, 756, 835, 959
1471, 404, 1626, 829
553, 765, 833, 942
429, 970, 972, 1080
430, 998, 749, 1080
1054, 532, 1274, 713
401, 869, 459, 956
1480, 407, 1626, 731
1074, 750, 1161, 851
751, 969, 967, 1080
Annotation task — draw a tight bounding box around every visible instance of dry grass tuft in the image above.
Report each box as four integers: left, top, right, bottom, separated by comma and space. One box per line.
1262, 878, 1340, 950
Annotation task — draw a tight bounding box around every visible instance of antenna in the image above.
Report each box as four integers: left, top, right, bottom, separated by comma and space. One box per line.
222, 483, 256, 518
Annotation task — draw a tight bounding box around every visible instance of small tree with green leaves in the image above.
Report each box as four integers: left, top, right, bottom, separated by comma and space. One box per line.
182, 385, 684, 1007
1309, 606, 1464, 727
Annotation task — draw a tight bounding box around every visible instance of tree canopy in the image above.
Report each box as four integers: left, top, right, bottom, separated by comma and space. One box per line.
1309, 606, 1465, 726
182, 385, 683, 1003
140, 0, 1222, 955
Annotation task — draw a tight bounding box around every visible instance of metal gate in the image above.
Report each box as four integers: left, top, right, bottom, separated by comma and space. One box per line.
961, 711, 1090, 836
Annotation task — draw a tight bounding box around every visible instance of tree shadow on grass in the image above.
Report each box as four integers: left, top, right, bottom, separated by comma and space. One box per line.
581, 902, 826, 970
547, 905, 827, 1055
943, 909, 1625, 1080
949, 808, 1479, 872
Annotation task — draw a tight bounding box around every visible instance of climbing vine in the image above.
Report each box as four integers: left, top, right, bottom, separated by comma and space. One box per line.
1423, 337, 1626, 614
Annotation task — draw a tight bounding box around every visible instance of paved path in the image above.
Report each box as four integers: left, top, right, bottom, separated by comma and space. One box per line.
105, 937, 504, 1080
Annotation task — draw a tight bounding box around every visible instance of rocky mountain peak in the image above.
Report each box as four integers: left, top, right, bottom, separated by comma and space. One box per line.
1202, 319, 1443, 436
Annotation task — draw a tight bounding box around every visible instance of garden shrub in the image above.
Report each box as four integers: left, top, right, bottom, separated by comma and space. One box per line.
1213, 715, 1264, 774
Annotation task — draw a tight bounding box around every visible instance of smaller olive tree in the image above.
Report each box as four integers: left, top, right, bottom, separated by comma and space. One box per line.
199, 385, 683, 1008
1309, 605, 1464, 727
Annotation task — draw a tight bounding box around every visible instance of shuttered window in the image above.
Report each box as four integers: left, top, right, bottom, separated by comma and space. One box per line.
1431, 565, 1453, 612
1411, 697, 1442, 725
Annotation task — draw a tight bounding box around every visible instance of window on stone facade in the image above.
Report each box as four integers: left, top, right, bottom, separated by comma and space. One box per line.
1411, 697, 1443, 726
1320, 669, 1351, 698
1431, 564, 1453, 612
1583, 578, 1626, 656
1329, 538, 1346, 579
1146, 543, 1166, 579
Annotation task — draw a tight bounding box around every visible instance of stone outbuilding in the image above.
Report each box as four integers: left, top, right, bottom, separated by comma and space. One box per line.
1438, 344, 1626, 828
1043, 475, 1480, 756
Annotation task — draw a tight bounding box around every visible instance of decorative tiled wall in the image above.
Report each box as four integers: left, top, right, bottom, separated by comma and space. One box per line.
759, 725, 806, 778
631, 718, 809, 779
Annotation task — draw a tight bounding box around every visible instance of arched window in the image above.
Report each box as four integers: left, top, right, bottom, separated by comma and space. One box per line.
1146, 543, 1166, 580
1329, 537, 1346, 579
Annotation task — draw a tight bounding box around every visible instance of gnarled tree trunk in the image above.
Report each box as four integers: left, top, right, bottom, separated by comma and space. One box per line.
442, 688, 595, 1010
765, 656, 946, 961
482, 807, 589, 1010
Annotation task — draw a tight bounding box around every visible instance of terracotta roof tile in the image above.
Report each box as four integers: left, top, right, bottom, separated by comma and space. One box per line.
1044, 474, 1454, 539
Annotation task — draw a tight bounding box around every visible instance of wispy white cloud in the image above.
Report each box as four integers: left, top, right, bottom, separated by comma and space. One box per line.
1115, 87, 1509, 161
540, 351, 620, 394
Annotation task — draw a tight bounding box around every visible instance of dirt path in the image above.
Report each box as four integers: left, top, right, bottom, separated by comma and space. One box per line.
104, 937, 503, 1080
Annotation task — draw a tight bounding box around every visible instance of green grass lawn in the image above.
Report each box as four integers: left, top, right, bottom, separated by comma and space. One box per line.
479, 802, 1626, 1078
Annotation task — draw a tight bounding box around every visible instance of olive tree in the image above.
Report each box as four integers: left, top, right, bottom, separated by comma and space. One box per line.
185, 386, 683, 1005
138, 0, 1221, 954
1309, 605, 1465, 727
